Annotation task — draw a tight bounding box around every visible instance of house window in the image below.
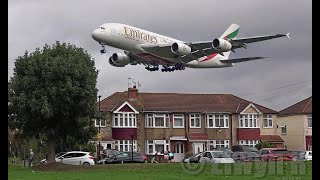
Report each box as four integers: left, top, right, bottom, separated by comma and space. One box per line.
206, 114, 229, 128
263, 114, 273, 128
238, 114, 259, 128
173, 114, 184, 128
113, 113, 136, 128
307, 114, 312, 128
238, 140, 260, 147
114, 140, 137, 152
189, 114, 201, 128
146, 140, 170, 155
280, 125, 287, 135
94, 119, 106, 127
208, 140, 229, 150
145, 114, 169, 128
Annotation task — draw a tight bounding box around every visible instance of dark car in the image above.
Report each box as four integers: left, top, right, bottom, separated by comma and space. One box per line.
232, 145, 259, 153
97, 152, 147, 164
215, 147, 233, 156
231, 152, 261, 162
183, 152, 204, 163
288, 150, 305, 161
258, 148, 294, 161
102, 149, 120, 158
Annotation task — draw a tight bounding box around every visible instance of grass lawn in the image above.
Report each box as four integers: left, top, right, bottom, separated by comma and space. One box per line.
8, 161, 312, 180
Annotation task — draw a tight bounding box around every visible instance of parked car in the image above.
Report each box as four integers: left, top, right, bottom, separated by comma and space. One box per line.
304, 151, 312, 161
231, 152, 261, 162
288, 150, 306, 161
182, 152, 204, 163
258, 148, 294, 161
232, 145, 259, 153
39, 152, 66, 164
55, 151, 95, 165
215, 147, 233, 156
97, 152, 147, 164
102, 149, 120, 158
199, 151, 235, 164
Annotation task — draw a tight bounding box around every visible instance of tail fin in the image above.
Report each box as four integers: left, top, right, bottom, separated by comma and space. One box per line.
220, 24, 240, 58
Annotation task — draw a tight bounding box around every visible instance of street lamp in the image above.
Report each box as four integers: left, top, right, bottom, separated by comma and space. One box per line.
98, 95, 101, 160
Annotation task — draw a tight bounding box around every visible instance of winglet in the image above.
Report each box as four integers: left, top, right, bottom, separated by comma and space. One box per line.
286, 33, 290, 39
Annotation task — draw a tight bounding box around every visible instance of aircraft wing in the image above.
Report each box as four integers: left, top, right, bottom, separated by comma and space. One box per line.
140, 33, 289, 63
220, 57, 267, 63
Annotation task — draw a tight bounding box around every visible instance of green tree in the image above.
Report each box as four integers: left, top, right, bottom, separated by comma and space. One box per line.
255, 141, 276, 150
8, 41, 98, 162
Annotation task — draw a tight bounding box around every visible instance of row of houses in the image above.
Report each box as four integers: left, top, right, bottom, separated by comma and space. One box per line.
91, 86, 312, 162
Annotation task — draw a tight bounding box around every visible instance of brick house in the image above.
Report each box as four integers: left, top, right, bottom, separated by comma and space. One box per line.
277, 96, 312, 151
90, 86, 279, 162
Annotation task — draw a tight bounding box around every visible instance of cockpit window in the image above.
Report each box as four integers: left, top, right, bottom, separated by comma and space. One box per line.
100, 27, 105, 30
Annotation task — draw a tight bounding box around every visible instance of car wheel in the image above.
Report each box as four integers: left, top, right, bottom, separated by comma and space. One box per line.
83, 162, 90, 165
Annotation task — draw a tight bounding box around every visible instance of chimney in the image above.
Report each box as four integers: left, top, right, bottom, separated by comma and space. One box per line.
128, 86, 138, 100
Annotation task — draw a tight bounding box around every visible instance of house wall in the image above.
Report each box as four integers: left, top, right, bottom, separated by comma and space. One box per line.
277, 115, 306, 150
231, 114, 238, 146
260, 114, 277, 135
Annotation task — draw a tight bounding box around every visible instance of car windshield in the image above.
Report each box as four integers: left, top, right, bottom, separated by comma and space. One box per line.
273, 150, 289, 154
212, 152, 230, 158
242, 146, 258, 152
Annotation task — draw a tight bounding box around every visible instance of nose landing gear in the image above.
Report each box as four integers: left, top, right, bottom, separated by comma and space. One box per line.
100, 43, 106, 54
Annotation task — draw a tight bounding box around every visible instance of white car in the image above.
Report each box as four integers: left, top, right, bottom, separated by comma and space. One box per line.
55, 151, 95, 165
304, 151, 312, 161
199, 151, 235, 164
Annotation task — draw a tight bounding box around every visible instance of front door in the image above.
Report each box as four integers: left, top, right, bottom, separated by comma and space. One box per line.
174, 142, 184, 162
193, 143, 204, 155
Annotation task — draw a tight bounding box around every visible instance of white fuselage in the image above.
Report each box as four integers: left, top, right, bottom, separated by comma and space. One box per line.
92, 23, 233, 68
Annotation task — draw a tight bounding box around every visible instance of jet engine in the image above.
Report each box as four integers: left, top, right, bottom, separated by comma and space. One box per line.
212, 38, 232, 51
108, 53, 130, 67
171, 42, 191, 56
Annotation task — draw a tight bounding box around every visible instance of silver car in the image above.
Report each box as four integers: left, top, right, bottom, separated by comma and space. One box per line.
55, 151, 95, 165
199, 151, 235, 163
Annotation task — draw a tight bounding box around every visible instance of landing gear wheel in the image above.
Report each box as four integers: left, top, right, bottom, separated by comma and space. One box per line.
100, 49, 106, 54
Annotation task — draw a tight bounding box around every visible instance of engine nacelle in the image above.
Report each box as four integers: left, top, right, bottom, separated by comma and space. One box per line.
171, 42, 191, 56
108, 53, 130, 67
212, 38, 232, 51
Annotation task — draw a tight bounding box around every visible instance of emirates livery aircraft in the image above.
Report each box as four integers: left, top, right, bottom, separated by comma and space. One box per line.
92, 23, 289, 72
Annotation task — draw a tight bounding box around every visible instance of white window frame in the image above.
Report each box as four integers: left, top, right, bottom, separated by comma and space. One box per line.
208, 140, 229, 150
94, 119, 106, 127
113, 113, 136, 128
238, 140, 260, 147
263, 114, 273, 128
173, 114, 184, 128
238, 114, 259, 128
146, 140, 170, 155
189, 114, 201, 128
145, 114, 169, 128
280, 124, 287, 135
307, 114, 312, 128
206, 114, 229, 128
114, 140, 137, 152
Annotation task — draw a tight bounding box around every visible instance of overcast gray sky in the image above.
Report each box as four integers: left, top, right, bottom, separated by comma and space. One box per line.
8, 0, 311, 111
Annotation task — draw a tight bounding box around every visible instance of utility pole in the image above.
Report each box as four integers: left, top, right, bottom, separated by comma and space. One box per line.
98, 95, 101, 160
131, 134, 134, 162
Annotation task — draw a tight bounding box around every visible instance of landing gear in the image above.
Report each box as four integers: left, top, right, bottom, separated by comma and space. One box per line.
100, 44, 106, 54
145, 65, 159, 71
161, 65, 175, 72
174, 62, 185, 70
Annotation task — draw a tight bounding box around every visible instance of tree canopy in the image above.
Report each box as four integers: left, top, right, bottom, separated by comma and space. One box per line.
8, 41, 98, 162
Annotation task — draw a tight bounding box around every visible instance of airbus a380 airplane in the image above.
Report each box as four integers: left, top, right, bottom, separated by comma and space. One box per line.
91, 23, 289, 72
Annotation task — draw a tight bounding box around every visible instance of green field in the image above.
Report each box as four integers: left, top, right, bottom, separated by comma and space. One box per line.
8, 161, 312, 180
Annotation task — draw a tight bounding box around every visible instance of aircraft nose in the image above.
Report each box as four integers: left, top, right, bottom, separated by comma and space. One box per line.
91, 29, 102, 42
